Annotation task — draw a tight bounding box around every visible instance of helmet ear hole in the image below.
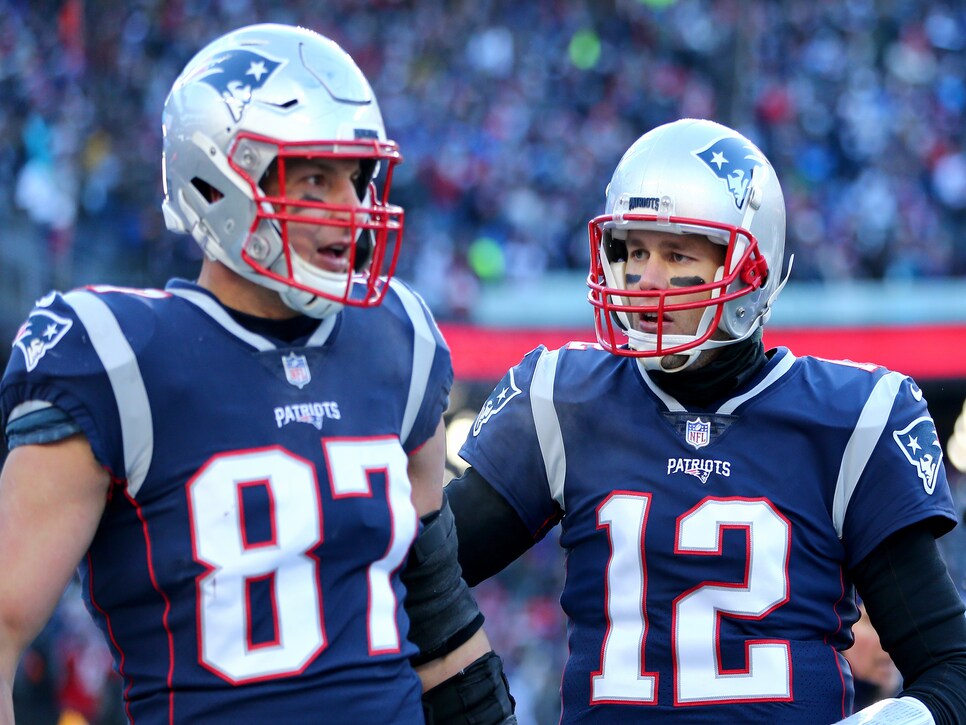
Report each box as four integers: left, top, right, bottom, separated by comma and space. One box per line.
191, 177, 225, 204
258, 160, 279, 193
354, 229, 374, 272
603, 231, 627, 264
610, 309, 628, 333
356, 159, 378, 201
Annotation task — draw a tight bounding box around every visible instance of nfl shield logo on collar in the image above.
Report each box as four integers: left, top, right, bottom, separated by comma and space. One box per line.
685, 417, 711, 450
282, 352, 311, 389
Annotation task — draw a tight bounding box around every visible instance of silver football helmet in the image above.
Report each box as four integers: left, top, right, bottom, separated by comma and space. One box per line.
161, 23, 404, 318
587, 118, 789, 370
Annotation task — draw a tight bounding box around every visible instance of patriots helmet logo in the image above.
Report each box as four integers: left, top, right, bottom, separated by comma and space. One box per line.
892, 417, 944, 495
13, 310, 73, 372
187, 50, 283, 122
694, 136, 767, 210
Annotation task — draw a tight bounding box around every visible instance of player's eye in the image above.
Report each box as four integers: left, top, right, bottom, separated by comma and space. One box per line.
628, 247, 648, 261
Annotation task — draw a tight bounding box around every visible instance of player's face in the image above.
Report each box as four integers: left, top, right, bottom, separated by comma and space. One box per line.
623, 229, 726, 339
262, 157, 364, 274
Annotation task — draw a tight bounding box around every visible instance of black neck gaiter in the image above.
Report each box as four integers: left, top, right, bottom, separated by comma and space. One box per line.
648, 329, 768, 408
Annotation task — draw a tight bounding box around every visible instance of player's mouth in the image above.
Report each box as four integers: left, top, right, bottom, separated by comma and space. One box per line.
638, 311, 672, 334
311, 241, 351, 273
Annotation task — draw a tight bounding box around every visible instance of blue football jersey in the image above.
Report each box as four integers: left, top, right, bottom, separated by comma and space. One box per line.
460, 342, 957, 724
1, 279, 453, 724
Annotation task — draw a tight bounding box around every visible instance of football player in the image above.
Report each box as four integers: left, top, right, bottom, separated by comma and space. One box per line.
448, 118, 966, 723
0, 24, 514, 724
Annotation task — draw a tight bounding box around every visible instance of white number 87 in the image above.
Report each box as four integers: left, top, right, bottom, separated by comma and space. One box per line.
187, 440, 415, 684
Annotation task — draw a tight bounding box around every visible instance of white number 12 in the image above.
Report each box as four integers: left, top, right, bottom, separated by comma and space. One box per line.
593, 494, 792, 706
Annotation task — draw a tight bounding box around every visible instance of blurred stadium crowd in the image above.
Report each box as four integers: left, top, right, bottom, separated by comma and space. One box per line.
2, 0, 966, 722
3, 1, 966, 311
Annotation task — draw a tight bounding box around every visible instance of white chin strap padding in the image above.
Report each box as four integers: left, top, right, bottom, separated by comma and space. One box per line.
274, 250, 350, 319
278, 283, 344, 319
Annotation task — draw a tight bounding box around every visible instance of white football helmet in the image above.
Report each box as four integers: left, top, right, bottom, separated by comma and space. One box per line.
161, 23, 404, 318
587, 118, 789, 370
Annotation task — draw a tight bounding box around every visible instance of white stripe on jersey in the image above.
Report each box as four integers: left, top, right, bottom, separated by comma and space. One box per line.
637, 349, 797, 415
833, 371, 906, 538
717, 351, 796, 415
65, 290, 154, 498
389, 279, 439, 447
637, 361, 686, 412
168, 287, 278, 350
305, 314, 337, 347
530, 349, 567, 511
168, 287, 334, 351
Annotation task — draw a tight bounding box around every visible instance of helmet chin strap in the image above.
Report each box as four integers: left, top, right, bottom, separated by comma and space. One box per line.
634, 335, 734, 374
274, 248, 350, 319
278, 286, 342, 319
648, 349, 705, 373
